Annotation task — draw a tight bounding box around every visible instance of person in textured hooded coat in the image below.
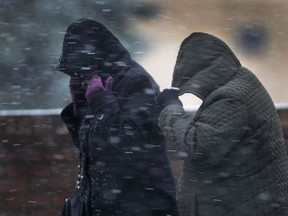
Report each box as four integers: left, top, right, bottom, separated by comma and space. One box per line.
157, 32, 288, 216
58, 19, 179, 216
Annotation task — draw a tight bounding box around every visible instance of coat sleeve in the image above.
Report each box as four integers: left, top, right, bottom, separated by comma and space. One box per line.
88, 73, 158, 144
159, 97, 248, 166
87, 73, 169, 214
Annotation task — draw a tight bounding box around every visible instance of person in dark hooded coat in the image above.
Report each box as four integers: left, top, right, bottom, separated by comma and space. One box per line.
58, 19, 179, 216
157, 32, 288, 216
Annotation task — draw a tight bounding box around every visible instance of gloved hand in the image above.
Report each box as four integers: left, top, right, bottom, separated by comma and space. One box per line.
157, 88, 183, 113
85, 75, 113, 103
69, 76, 87, 116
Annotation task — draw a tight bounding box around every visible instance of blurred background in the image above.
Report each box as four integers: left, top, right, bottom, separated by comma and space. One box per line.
1, 1, 288, 215
1, 0, 288, 110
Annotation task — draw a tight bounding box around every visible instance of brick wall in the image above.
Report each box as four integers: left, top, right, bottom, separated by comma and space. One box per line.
0, 108, 288, 216
0, 112, 78, 216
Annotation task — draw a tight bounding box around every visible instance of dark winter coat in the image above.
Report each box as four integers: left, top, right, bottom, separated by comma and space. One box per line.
159, 32, 288, 216
59, 19, 179, 216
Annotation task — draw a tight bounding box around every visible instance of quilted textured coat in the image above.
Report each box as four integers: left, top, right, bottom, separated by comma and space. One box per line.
60, 19, 179, 216
159, 32, 288, 216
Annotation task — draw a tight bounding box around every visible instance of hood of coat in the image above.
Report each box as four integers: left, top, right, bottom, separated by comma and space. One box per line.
57, 18, 132, 78
172, 32, 241, 100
